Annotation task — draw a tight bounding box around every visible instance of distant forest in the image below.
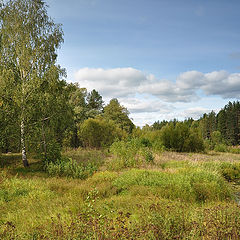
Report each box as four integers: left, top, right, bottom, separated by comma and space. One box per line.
152, 101, 240, 146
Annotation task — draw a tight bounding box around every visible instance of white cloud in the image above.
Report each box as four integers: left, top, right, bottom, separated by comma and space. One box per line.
203, 71, 240, 98
74, 67, 147, 97
119, 97, 174, 114
73, 67, 240, 125
176, 71, 205, 89
74, 67, 240, 102
181, 107, 212, 120
138, 79, 199, 102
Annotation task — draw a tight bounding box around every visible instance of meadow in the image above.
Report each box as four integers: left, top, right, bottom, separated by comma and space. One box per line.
1, 149, 240, 239
1, 1, 240, 239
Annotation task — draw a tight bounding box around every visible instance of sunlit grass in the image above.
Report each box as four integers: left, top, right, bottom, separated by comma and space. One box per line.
0, 150, 240, 239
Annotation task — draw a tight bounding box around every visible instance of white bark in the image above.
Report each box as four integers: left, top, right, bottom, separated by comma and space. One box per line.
41, 120, 47, 161
21, 118, 29, 167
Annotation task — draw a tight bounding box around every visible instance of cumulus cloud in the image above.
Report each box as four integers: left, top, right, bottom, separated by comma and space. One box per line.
181, 107, 212, 120
176, 71, 205, 89
138, 79, 199, 102
74, 67, 147, 97
74, 67, 240, 102
119, 97, 174, 114
203, 71, 240, 98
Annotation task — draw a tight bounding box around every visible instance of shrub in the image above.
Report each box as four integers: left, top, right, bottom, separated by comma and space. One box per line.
229, 147, 240, 154
45, 157, 98, 179
79, 118, 123, 148
160, 122, 204, 152
109, 139, 141, 169
140, 137, 152, 147
142, 149, 154, 163
151, 141, 165, 152
203, 139, 213, 151
109, 138, 154, 170
183, 132, 204, 152
211, 131, 222, 145
36, 140, 62, 164
45, 140, 62, 162
221, 162, 240, 181
214, 144, 228, 152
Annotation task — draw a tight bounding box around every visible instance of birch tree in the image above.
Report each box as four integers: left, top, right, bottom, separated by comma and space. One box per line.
0, 0, 64, 166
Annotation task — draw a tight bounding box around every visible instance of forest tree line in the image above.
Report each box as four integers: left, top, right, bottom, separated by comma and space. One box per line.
1, 0, 240, 168
144, 101, 240, 152
1, 70, 240, 155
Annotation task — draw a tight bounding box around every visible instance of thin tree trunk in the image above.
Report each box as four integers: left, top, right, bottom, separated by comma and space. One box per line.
41, 120, 47, 161
20, 69, 29, 167
21, 118, 29, 167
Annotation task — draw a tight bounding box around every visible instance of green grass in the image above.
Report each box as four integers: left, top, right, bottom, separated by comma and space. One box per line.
63, 147, 107, 165
1, 150, 240, 239
112, 168, 232, 202
45, 157, 98, 179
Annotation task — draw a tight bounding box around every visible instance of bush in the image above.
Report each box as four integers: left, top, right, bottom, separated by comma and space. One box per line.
109, 138, 154, 170
229, 147, 240, 154
211, 131, 222, 145
221, 163, 240, 181
143, 149, 154, 163
36, 140, 62, 164
140, 137, 152, 147
109, 139, 141, 169
79, 118, 123, 148
45, 157, 98, 179
152, 141, 165, 152
214, 144, 228, 152
183, 132, 204, 152
133, 129, 165, 152
203, 139, 213, 151
160, 122, 204, 152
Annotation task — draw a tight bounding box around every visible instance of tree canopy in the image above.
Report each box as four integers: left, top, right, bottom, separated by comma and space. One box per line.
103, 98, 134, 133
0, 0, 65, 166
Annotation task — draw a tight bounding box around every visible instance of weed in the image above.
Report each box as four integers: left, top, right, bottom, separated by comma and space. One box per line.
45, 157, 98, 179
112, 168, 232, 202
109, 138, 154, 170
214, 144, 228, 152
221, 162, 240, 181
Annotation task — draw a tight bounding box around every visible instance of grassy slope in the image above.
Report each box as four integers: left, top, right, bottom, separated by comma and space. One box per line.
1, 150, 240, 239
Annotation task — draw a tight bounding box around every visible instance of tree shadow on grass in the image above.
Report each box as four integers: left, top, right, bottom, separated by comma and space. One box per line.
0, 153, 47, 178
0, 153, 21, 168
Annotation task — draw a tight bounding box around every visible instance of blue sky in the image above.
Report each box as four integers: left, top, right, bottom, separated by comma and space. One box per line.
47, 0, 240, 126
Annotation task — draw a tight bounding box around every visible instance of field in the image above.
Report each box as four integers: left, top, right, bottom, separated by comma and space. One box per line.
1, 150, 240, 239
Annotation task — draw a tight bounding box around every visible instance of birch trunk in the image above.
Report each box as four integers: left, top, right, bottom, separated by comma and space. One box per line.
42, 120, 47, 161
21, 117, 29, 167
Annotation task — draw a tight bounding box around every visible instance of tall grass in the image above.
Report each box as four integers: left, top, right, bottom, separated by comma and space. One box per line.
44, 148, 107, 179
109, 138, 154, 170
45, 157, 98, 179
112, 168, 232, 202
